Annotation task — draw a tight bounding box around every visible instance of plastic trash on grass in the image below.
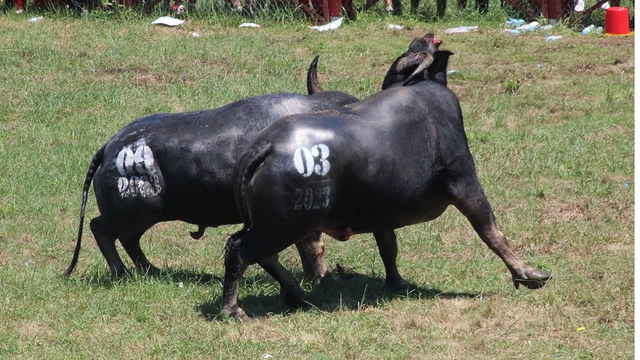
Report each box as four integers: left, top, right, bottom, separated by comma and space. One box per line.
444, 26, 478, 34
505, 18, 526, 27
309, 17, 343, 31
545, 35, 563, 42
239, 22, 261, 28
516, 21, 539, 31
152, 16, 185, 27
387, 23, 404, 30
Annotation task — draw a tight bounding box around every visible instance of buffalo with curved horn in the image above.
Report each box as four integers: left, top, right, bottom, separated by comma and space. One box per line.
223, 48, 551, 319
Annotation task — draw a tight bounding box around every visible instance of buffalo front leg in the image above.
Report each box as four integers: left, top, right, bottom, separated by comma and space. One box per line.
120, 231, 160, 276
295, 232, 327, 282
222, 227, 307, 319
259, 254, 306, 308
454, 181, 551, 289
90, 216, 129, 278
373, 231, 410, 290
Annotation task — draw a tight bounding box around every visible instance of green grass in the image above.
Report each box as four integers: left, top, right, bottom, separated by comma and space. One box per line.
0, 4, 634, 359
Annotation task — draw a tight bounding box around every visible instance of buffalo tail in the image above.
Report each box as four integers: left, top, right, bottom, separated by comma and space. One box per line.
235, 142, 273, 224
64, 145, 105, 277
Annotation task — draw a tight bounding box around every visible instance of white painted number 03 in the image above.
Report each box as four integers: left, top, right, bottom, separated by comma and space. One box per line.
293, 144, 330, 177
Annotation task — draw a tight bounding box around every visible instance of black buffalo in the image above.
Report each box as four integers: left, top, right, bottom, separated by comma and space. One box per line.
64, 85, 357, 279
222, 50, 551, 319
65, 35, 442, 281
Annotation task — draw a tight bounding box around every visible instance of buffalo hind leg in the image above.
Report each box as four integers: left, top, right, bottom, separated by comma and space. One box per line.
295, 232, 327, 283
373, 231, 410, 290
90, 216, 128, 278
222, 228, 250, 320
453, 180, 551, 289
120, 231, 160, 276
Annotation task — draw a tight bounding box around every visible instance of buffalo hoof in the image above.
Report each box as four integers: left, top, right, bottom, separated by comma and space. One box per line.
222, 305, 250, 322
113, 266, 132, 279
281, 286, 307, 308
514, 269, 552, 290
138, 263, 160, 276
384, 277, 410, 292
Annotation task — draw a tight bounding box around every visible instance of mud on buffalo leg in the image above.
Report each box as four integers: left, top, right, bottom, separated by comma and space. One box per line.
451, 176, 551, 289
90, 216, 128, 277
295, 231, 327, 282
120, 231, 160, 275
222, 229, 250, 319
373, 231, 410, 290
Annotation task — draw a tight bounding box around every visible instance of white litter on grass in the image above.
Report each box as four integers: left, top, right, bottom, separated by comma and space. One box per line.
239, 22, 261, 28
262, 355, 274, 359
545, 35, 563, 42
505, 18, 525, 27
309, 17, 343, 31
152, 16, 185, 27
444, 26, 478, 34
28, 16, 43, 22
387, 23, 404, 30
179, 282, 184, 288
192, 32, 200, 38
516, 21, 539, 31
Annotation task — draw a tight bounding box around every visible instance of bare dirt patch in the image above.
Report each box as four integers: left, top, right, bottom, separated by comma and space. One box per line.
540, 197, 633, 225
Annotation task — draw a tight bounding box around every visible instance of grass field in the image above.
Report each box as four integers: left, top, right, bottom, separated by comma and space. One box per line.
0, 3, 634, 358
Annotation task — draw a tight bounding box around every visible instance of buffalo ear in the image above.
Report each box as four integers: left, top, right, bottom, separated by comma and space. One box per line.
426, 50, 454, 87
393, 51, 431, 73
382, 51, 432, 89
307, 55, 323, 95
401, 52, 434, 86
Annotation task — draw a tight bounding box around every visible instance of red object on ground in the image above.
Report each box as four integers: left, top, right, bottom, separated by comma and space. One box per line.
605, 7, 632, 35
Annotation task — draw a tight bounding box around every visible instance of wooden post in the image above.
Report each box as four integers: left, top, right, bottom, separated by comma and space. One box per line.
322, 0, 329, 23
